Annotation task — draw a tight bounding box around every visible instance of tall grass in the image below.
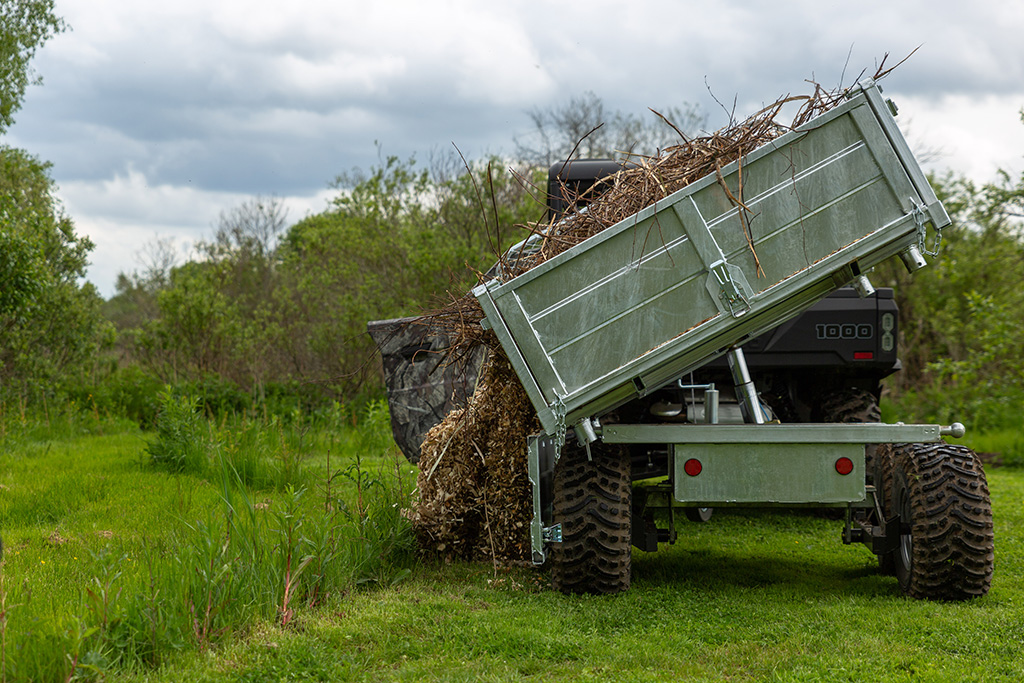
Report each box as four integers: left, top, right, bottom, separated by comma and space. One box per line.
145, 386, 315, 491
0, 400, 415, 680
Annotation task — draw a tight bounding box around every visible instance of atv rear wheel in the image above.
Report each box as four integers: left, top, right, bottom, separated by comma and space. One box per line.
817, 388, 881, 424
889, 442, 993, 600
550, 444, 632, 594
819, 388, 882, 522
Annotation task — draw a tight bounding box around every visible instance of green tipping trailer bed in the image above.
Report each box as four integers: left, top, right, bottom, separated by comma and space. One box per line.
474, 79, 948, 440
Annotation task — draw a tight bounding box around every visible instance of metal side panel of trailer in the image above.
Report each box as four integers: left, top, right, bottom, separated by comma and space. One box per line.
474, 79, 949, 436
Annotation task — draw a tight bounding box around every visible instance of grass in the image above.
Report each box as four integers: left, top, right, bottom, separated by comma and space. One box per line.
2, 403, 1023, 681
109, 482, 1024, 683
881, 395, 1024, 467
0, 400, 416, 680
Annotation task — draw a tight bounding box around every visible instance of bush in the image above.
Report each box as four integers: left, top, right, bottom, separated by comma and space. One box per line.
67, 365, 164, 428
146, 387, 209, 475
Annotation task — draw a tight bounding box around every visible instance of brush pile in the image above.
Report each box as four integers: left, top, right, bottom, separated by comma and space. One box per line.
410, 352, 540, 562
410, 66, 898, 564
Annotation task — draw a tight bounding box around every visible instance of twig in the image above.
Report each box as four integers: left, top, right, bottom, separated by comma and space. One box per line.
714, 156, 763, 277
425, 418, 466, 482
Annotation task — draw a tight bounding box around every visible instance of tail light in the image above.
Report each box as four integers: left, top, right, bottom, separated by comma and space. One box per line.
835, 457, 854, 475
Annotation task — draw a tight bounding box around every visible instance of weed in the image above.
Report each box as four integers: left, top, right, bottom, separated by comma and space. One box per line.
271, 487, 314, 627
0, 575, 16, 683
83, 547, 124, 634
179, 517, 237, 651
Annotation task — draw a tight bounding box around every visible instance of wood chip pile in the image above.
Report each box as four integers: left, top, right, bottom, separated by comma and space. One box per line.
410, 66, 898, 564
410, 353, 540, 562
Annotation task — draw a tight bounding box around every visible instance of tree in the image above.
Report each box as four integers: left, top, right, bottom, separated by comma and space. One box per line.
0, 2, 105, 399
514, 91, 706, 166
875, 162, 1024, 428
276, 154, 537, 394
0, 146, 108, 394
112, 151, 540, 403
206, 195, 288, 264
0, 0, 66, 134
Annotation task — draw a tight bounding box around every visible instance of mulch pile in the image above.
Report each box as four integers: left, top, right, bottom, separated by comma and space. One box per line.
410, 63, 900, 564
409, 353, 540, 562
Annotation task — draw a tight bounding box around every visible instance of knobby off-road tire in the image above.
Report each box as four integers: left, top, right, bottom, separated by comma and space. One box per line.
818, 388, 882, 425
550, 444, 631, 595
887, 442, 994, 600
874, 443, 898, 575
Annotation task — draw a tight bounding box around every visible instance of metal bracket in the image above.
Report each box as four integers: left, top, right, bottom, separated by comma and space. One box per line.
707, 259, 753, 318
674, 197, 754, 318
542, 524, 563, 543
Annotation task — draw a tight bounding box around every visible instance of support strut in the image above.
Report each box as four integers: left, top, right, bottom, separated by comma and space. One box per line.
727, 347, 765, 424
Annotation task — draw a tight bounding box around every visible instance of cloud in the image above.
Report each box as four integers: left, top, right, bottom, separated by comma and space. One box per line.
897, 93, 1024, 182
57, 168, 334, 296
18, 0, 559, 196
8, 0, 1024, 298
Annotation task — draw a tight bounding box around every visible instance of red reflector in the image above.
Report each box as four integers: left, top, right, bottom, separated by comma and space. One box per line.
835, 457, 854, 475
853, 352, 874, 360
683, 458, 703, 477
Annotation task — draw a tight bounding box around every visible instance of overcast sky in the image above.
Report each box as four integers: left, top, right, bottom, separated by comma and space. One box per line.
9, 0, 1024, 297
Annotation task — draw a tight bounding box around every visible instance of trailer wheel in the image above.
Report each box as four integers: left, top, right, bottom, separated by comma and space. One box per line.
550, 443, 631, 594
889, 442, 994, 600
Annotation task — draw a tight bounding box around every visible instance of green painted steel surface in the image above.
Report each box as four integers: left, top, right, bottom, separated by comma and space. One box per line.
475, 79, 949, 436
672, 443, 866, 504
600, 422, 947, 445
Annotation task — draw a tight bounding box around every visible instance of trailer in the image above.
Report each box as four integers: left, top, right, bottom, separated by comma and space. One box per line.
472, 79, 994, 599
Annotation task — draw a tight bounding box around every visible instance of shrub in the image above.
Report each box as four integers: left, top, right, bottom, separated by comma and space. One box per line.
146, 386, 210, 475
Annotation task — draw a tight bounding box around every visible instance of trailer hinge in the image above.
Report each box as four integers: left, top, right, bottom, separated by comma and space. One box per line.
574, 417, 599, 461
543, 524, 563, 544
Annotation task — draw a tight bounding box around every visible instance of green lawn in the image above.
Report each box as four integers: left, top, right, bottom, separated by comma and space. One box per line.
2, 423, 1022, 682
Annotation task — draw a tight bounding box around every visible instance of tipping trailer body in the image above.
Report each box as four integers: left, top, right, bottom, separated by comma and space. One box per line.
366, 78, 993, 599
471, 80, 986, 591
474, 79, 947, 438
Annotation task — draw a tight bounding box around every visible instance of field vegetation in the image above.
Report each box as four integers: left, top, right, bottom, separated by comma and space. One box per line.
4, 4, 1024, 680
2, 405, 1023, 681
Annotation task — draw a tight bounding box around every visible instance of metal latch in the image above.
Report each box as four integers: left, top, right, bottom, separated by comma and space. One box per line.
707, 259, 752, 317
543, 524, 563, 543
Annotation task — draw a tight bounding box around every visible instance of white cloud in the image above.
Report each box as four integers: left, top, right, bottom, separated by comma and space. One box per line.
897, 93, 1024, 183
58, 169, 335, 296
11, 0, 1024, 299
